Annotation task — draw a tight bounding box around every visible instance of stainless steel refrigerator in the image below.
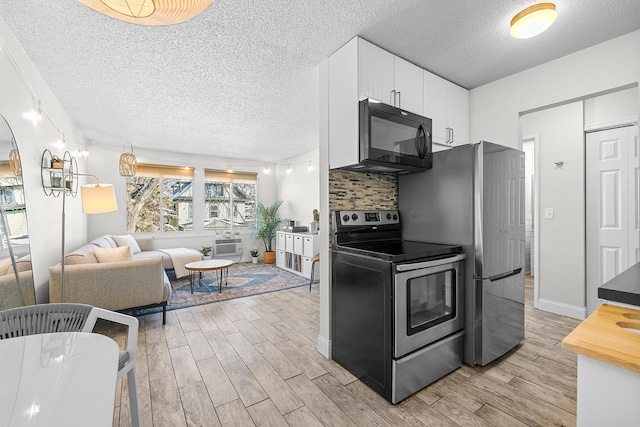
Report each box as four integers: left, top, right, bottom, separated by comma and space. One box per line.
399, 141, 525, 366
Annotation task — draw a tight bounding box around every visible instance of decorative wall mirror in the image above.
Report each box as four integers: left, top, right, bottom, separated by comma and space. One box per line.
0, 114, 34, 309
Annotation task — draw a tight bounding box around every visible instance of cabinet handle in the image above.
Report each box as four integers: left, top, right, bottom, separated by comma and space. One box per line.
397, 91, 401, 108
450, 127, 454, 144
390, 90, 396, 105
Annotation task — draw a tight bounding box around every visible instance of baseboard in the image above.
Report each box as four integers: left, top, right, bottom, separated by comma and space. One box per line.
316, 334, 332, 358
537, 298, 586, 320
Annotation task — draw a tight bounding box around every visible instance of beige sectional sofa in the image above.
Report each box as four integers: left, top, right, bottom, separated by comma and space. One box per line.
49, 235, 173, 323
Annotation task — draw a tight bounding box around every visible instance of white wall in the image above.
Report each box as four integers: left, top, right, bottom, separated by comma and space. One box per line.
470, 30, 640, 148
276, 149, 320, 227
584, 87, 639, 126
0, 17, 89, 302
87, 144, 278, 261
522, 102, 586, 313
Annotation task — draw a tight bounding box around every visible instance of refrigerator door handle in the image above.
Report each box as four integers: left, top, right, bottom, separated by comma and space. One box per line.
484, 268, 523, 282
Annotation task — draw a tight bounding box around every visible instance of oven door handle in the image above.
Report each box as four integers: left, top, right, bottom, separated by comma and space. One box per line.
395, 254, 466, 272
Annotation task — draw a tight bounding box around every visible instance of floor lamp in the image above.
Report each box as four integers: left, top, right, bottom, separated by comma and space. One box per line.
61, 172, 118, 299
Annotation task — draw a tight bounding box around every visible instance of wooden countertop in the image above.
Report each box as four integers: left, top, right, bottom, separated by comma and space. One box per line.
563, 304, 640, 374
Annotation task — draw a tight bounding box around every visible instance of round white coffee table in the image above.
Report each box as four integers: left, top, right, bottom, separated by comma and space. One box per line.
185, 259, 234, 293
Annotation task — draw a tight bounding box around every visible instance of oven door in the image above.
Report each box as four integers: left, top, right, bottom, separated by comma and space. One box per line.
394, 254, 465, 358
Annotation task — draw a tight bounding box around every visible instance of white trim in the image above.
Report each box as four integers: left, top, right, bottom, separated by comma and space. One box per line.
316, 334, 332, 358
523, 134, 540, 309
538, 298, 586, 320
584, 117, 638, 133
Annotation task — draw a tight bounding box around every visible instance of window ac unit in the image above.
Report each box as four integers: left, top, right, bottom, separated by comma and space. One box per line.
214, 238, 243, 257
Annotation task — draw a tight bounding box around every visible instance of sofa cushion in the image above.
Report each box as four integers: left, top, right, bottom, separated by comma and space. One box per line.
90, 235, 117, 249
112, 234, 142, 254
0, 257, 12, 275
94, 246, 133, 263
65, 245, 99, 265
133, 250, 173, 269
135, 236, 154, 252
16, 254, 32, 272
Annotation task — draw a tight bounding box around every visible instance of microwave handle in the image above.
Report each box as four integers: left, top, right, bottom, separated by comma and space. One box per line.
415, 125, 428, 159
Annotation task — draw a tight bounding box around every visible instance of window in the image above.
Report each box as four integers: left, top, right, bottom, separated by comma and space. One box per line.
204, 170, 257, 231
126, 164, 194, 232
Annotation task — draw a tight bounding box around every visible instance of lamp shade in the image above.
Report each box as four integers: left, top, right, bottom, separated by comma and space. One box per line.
510, 3, 557, 39
78, 0, 213, 26
81, 184, 118, 214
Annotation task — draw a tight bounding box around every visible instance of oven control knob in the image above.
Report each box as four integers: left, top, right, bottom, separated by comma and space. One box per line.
386, 213, 392, 220
342, 214, 349, 222
351, 213, 359, 221
393, 214, 398, 221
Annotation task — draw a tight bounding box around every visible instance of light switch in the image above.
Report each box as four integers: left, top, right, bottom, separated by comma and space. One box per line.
545, 208, 554, 219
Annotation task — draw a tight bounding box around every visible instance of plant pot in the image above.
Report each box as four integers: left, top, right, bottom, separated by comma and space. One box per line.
263, 251, 276, 264
252, 257, 258, 264
50, 176, 62, 188
51, 161, 63, 169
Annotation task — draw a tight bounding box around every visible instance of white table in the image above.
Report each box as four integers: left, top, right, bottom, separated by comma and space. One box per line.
0, 331, 119, 427
185, 259, 234, 293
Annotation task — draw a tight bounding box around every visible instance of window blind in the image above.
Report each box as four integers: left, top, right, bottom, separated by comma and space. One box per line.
204, 169, 257, 184
135, 163, 194, 179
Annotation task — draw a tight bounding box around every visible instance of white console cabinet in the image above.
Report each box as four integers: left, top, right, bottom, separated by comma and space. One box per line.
276, 231, 319, 278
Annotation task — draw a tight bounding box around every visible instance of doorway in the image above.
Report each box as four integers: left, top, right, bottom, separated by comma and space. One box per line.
585, 125, 640, 315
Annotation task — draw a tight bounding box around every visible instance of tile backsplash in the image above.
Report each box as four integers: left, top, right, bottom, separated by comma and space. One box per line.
329, 169, 398, 211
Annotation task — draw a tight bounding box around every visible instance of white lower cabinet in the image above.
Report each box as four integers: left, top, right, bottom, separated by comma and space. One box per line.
276, 231, 318, 278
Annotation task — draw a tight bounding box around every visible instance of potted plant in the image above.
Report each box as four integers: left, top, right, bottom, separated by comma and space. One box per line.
201, 246, 212, 258
255, 200, 283, 264
313, 209, 319, 223
51, 155, 64, 169
250, 249, 259, 264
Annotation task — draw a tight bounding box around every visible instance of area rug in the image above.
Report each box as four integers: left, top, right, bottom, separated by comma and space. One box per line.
135, 263, 309, 316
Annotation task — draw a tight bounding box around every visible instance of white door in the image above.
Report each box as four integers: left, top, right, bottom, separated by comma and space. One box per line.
586, 125, 640, 315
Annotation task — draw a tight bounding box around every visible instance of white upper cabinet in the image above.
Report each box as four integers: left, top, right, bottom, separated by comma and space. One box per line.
423, 70, 469, 149
393, 56, 424, 114
357, 39, 423, 115
358, 39, 395, 105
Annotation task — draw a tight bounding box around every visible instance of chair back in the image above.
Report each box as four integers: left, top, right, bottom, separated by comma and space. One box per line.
0, 303, 93, 339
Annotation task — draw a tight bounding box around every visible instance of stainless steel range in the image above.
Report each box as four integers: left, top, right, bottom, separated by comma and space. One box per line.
331, 210, 465, 404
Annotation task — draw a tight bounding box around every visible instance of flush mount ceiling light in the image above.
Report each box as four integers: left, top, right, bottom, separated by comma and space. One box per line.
510, 2, 557, 39
78, 0, 213, 26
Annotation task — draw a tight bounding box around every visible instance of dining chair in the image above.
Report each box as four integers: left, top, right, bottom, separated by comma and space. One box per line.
0, 303, 141, 427
309, 253, 320, 291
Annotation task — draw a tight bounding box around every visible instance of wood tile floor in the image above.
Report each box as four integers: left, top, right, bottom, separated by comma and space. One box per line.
101, 274, 580, 426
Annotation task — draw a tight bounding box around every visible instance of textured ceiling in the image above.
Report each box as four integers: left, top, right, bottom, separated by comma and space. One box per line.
0, 0, 639, 162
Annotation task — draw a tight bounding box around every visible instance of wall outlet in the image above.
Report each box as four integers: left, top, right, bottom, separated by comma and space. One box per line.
545, 208, 554, 219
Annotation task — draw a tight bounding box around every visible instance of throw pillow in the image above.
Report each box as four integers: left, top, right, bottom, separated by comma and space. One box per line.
112, 234, 142, 254
94, 246, 133, 263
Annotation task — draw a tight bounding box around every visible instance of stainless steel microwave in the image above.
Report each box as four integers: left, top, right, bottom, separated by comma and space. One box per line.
359, 99, 432, 173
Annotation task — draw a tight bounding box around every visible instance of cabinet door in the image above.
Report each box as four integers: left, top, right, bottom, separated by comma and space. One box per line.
448, 83, 469, 146
394, 56, 423, 115
293, 235, 303, 255
303, 236, 315, 257
423, 71, 448, 145
285, 234, 294, 252
358, 38, 395, 104
302, 256, 313, 278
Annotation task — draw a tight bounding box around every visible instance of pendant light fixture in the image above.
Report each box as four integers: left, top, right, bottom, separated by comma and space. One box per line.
119, 142, 137, 177
510, 3, 557, 39
78, 0, 213, 26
